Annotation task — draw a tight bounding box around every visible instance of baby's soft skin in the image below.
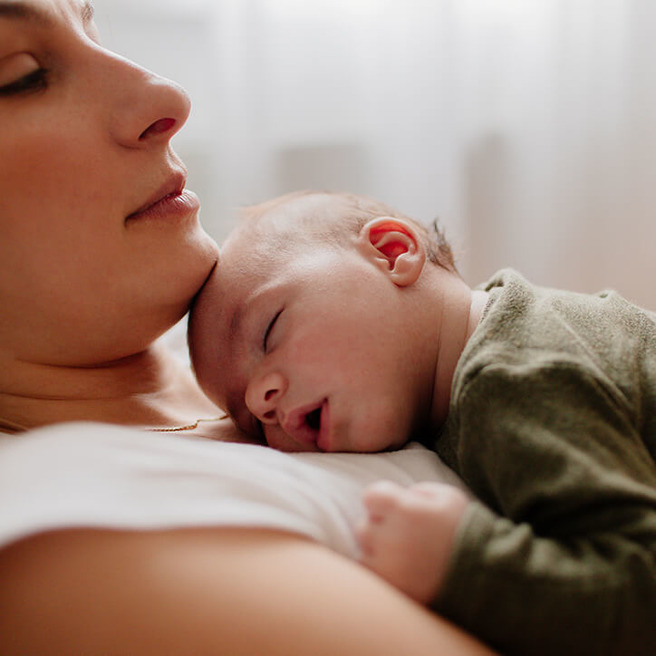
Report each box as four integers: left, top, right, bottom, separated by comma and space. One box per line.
357, 481, 469, 604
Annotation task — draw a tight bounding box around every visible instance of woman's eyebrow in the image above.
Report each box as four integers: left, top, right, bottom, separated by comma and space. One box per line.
0, 2, 53, 26
0, 1, 94, 25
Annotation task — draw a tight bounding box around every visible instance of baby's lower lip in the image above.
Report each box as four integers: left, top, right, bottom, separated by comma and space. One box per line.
283, 399, 329, 450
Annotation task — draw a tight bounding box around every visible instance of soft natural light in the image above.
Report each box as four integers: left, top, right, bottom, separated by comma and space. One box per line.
96, 0, 655, 307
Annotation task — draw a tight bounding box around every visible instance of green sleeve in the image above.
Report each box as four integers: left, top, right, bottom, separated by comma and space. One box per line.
433, 363, 656, 656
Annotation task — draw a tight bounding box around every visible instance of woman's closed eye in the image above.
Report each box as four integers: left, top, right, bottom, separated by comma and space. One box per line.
263, 309, 283, 352
0, 67, 49, 96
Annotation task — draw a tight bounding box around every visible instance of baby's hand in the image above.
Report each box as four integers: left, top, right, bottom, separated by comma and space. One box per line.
357, 481, 469, 605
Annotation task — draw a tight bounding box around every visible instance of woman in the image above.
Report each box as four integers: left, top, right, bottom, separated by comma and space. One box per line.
0, 1, 496, 653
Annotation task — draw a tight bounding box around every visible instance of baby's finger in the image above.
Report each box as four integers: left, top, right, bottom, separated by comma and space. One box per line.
354, 519, 375, 558
362, 480, 406, 521
409, 481, 452, 500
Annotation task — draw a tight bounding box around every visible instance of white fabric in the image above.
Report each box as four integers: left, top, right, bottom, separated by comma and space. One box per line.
0, 422, 465, 558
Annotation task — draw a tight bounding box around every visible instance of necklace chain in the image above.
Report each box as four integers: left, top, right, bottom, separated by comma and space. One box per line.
0, 415, 229, 435
0, 417, 27, 434
145, 416, 227, 433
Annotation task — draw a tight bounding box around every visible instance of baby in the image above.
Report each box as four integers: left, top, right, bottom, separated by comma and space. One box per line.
188, 190, 656, 656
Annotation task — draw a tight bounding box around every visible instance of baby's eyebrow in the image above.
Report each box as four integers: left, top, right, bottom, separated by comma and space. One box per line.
228, 302, 246, 342
81, 0, 94, 24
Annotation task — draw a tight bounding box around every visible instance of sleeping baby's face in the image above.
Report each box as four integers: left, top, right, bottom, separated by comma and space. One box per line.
189, 194, 434, 453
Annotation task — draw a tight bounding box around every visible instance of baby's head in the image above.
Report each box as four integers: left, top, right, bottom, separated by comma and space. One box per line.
229, 190, 456, 271
189, 190, 459, 452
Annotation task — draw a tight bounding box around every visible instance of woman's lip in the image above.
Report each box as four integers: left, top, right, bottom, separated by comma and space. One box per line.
126, 172, 193, 222
125, 188, 200, 224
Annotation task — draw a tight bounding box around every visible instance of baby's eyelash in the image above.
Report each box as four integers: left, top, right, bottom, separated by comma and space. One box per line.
0, 68, 49, 97
263, 310, 283, 351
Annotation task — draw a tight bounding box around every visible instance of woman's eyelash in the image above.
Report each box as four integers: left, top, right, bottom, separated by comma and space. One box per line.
0, 68, 49, 97
263, 310, 283, 351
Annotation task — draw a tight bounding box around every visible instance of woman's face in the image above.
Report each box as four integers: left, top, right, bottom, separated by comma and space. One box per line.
0, 0, 218, 366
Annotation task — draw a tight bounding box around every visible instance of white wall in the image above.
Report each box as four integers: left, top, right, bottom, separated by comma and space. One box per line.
96, 0, 656, 308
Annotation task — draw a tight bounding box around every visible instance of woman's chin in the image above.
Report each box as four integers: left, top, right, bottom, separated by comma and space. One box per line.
163, 231, 220, 305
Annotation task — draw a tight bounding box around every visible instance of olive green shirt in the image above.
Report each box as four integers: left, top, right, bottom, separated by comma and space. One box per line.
431, 269, 656, 656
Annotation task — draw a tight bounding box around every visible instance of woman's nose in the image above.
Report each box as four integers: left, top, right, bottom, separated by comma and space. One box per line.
104, 53, 192, 149
245, 372, 287, 425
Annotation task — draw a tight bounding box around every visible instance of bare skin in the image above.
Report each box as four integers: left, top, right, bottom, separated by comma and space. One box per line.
358, 283, 490, 604
0, 2, 498, 653
190, 194, 489, 454
189, 191, 488, 604
0, 527, 497, 656
0, 0, 218, 434
358, 481, 470, 604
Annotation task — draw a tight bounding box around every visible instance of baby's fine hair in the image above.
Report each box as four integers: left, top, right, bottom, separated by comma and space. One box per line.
240, 190, 457, 272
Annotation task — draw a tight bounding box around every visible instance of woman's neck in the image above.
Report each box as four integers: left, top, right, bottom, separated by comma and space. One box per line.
0, 341, 220, 432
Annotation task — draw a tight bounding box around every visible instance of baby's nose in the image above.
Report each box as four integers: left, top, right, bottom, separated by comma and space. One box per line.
244, 371, 287, 424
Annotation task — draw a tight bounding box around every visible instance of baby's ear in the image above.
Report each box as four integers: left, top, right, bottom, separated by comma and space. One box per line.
357, 217, 426, 287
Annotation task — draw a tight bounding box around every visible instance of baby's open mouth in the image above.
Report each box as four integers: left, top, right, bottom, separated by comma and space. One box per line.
305, 406, 322, 432
283, 400, 328, 450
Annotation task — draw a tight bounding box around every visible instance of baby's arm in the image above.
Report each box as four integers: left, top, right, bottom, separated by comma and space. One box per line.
357, 480, 469, 604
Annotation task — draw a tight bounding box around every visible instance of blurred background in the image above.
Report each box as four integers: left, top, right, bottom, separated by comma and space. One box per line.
96, 0, 656, 308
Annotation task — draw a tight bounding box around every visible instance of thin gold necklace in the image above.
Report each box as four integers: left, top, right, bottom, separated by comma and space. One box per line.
0, 415, 229, 434
145, 416, 228, 432
0, 417, 26, 434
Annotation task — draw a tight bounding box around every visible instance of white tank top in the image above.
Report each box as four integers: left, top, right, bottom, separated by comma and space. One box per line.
0, 422, 465, 557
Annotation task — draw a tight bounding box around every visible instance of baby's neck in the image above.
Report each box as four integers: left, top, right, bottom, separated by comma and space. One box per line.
0, 341, 218, 432
430, 280, 489, 428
